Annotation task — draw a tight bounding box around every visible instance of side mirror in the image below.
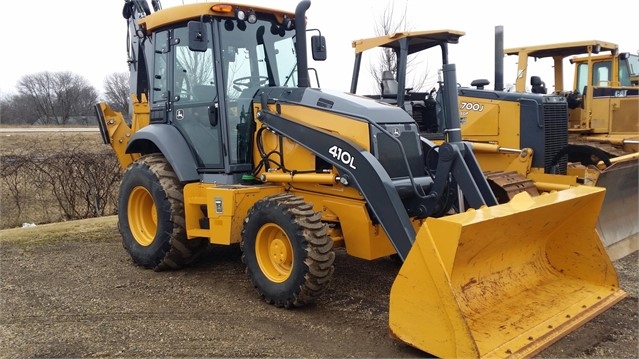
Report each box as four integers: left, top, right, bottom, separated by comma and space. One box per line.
311, 35, 327, 61
188, 21, 208, 52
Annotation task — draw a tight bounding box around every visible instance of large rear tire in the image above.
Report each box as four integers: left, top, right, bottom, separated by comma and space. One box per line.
241, 193, 335, 308
118, 154, 208, 271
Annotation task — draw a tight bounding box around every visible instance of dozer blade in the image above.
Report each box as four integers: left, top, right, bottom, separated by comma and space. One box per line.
591, 159, 639, 260
389, 186, 626, 359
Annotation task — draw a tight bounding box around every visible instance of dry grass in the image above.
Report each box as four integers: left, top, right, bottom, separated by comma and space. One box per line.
0, 215, 117, 245
0, 130, 119, 229
0, 131, 108, 156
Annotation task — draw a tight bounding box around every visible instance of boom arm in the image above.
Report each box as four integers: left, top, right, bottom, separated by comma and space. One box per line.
256, 94, 417, 260
122, 0, 161, 102
256, 64, 498, 260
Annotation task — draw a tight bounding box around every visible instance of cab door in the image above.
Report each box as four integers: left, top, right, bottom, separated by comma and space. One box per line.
169, 26, 224, 169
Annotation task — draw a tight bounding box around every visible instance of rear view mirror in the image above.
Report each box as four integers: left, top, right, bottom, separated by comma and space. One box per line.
188, 21, 208, 52
311, 35, 327, 61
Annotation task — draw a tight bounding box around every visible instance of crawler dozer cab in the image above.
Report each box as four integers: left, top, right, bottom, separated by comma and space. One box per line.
506, 40, 639, 145
96, 3, 626, 358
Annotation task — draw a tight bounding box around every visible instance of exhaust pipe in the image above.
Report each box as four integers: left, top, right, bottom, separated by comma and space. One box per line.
494, 25, 504, 91
295, 1, 311, 88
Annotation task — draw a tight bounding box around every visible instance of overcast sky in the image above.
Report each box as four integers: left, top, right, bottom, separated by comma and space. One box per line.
1, 0, 637, 97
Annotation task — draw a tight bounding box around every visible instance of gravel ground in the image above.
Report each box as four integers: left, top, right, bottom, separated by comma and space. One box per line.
0, 217, 637, 358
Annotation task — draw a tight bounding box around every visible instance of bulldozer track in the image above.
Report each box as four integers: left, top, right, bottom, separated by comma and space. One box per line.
484, 170, 539, 203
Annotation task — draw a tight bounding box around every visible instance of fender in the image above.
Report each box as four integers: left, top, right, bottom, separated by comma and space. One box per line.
126, 124, 199, 182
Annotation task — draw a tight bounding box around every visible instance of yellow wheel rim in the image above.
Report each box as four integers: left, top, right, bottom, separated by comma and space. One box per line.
128, 186, 157, 246
255, 223, 293, 283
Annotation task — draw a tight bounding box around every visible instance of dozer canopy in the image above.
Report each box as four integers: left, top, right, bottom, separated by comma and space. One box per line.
352, 30, 465, 55
504, 40, 618, 60
503, 39, 619, 94
389, 186, 626, 358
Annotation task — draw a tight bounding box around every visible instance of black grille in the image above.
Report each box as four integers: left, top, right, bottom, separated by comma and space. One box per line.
543, 103, 568, 174
374, 124, 424, 179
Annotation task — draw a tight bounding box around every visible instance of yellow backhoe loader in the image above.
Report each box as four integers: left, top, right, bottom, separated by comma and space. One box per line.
349, 29, 638, 260
96, 3, 626, 358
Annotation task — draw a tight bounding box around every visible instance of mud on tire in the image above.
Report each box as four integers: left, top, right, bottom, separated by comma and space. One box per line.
241, 193, 335, 308
118, 153, 208, 271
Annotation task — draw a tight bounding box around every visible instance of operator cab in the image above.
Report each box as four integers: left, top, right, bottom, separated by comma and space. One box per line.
141, 5, 325, 182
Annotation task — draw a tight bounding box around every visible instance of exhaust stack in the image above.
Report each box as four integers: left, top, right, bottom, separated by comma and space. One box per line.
494, 25, 504, 91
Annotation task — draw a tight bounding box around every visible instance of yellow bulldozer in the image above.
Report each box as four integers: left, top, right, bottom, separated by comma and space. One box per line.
96, 2, 626, 358
349, 29, 638, 260
464, 30, 639, 258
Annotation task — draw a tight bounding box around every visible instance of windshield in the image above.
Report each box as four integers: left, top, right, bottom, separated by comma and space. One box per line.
219, 17, 298, 100
626, 54, 639, 77
217, 17, 298, 165
618, 54, 638, 86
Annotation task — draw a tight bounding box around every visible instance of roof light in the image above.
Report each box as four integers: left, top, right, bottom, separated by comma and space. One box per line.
282, 16, 294, 30
234, 6, 246, 21
593, 44, 601, 54
246, 9, 257, 24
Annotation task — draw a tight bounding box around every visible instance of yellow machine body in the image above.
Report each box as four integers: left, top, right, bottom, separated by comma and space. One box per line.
99, 96, 402, 260
247, 101, 411, 260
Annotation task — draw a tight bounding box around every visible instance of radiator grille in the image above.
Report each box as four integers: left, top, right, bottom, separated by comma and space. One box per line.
543, 103, 568, 174
375, 124, 424, 179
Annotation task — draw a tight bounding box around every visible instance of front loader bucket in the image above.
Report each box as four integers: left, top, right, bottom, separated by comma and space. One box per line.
592, 159, 639, 260
389, 186, 626, 359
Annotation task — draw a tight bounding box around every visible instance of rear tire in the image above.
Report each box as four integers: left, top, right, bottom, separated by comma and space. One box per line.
241, 193, 335, 308
118, 154, 208, 271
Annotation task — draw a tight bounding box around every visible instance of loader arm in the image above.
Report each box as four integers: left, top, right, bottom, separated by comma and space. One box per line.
256, 86, 497, 260
430, 63, 498, 209
256, 94, 417, 259
430, 141, 497, 208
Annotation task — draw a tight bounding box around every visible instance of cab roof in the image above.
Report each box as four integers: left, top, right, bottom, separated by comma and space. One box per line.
352, 30, 465, 55
504, 40, 618, 59
139, 2, 295, 32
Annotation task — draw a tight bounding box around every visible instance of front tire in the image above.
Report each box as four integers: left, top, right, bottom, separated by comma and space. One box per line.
241, 193, 335, 308
118, 154, 207, 271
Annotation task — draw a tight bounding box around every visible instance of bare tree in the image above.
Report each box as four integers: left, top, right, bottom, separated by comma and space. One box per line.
0, 93, 38, 125
103, 72, 131, 119
369, 1, 430, 94
16, 71, 98, 125
0, 92, 15, 124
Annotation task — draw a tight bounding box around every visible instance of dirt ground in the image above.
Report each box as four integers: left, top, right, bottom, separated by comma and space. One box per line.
0, 216, 637, 358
